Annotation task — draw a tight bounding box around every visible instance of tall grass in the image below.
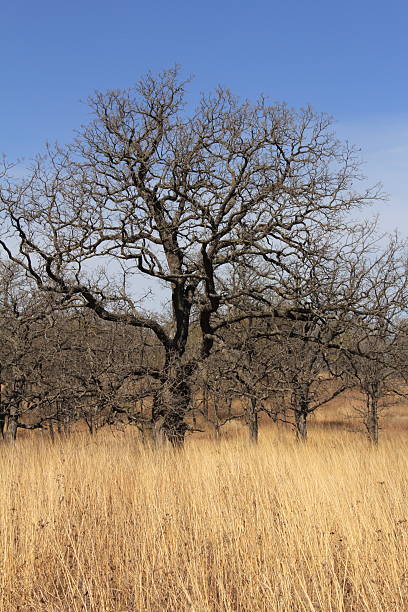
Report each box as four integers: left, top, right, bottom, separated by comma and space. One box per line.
0, 426, 406, 611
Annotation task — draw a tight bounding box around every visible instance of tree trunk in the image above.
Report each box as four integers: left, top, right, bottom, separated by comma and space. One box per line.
248, 398, 259, 443
86, 416, 96, 436
153, 406, 189, 446
0, 412, 6, 439
6, 410, 18, 442
48, 420, 55, 443
203, 383, 209, 420
366, 394, 379, 444
151, 370, 192, 446
295, 410, 308, 441
63, 417, 71, 435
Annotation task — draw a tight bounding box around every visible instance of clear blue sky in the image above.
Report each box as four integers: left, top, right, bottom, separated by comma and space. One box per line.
1, 0, 407, 231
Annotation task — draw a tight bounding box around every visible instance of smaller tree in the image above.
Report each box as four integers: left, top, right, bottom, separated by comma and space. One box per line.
341, 238, 408, 443
0, 262, 66, 440
201, 316, 284, 441
267, 318, 348, 440
346, 330, 407, 444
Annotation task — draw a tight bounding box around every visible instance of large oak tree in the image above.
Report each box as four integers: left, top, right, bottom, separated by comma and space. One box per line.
0, 68, 380, 443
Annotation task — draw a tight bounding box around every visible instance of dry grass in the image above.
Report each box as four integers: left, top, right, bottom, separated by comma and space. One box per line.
0, 425, 407, 611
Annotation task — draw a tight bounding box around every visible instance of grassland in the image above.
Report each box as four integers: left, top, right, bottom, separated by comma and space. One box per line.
0, 423, 406, 611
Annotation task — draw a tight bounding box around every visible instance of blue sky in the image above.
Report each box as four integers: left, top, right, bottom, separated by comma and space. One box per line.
1, 0, 407, 231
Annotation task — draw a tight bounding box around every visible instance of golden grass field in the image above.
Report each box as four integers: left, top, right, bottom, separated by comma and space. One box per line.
0, 418, 407, 612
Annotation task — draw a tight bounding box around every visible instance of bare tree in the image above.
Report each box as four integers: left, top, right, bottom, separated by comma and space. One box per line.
228, 229, 408, 441
0, 68, 380, 444
0, 262, 64, 439
331, 237, 408, 443
265, 319, 347, 440
348, 337, 397, 444
346, 323, 408, 444
199, 315, 284, 442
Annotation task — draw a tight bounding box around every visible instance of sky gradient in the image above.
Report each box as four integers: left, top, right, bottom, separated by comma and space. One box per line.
1, 0, 407, 231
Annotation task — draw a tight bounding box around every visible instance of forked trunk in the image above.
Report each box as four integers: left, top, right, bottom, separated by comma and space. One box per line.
86, 416, 96, 436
